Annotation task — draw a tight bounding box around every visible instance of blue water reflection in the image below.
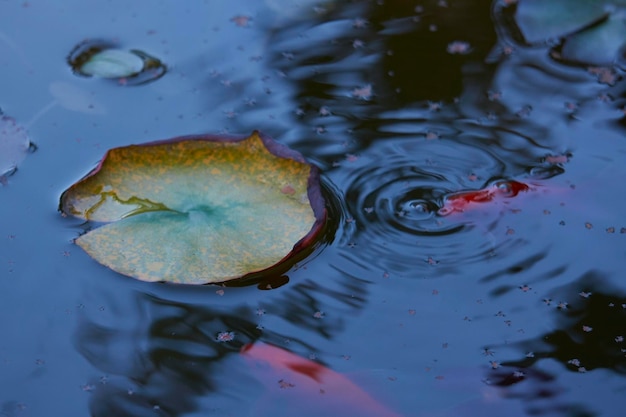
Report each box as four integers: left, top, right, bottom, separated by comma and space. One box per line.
1, 0, 626, 416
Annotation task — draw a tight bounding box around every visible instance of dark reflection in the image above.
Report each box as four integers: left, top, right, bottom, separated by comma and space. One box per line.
76, 255, 368, 416
76, 293, 260, 417
256, 0, 583, 279
379, 0, 496, 103
483, 367, 595, 416
502, 271, 626, 375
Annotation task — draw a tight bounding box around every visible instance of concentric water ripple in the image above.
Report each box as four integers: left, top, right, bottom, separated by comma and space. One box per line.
332, 136, 530, 277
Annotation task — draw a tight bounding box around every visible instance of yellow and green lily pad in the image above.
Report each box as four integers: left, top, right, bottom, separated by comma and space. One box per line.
59, 131, 326, 284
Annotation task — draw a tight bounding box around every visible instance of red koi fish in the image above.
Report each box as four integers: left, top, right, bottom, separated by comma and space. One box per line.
438, 180, 530, 215
241, 342, 401, 417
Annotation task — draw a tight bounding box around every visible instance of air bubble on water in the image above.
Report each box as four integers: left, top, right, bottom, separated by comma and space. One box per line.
318, 106, 331, 116
496, 181, 512, 194
515, 105, 532, 118
351, 84, 373, 100
408, 200, 429, 213
352, 18, 368, 28
230, 15, 252, 27
428, 101, 443, 111
446, 41, 471, 55
352, 39, 364, 49
425, 131, 439, 140
487, 90, 502, 101
588, 67, 618, 85
314, 125, 326, 134
216, 331, 235, 342
223, 109, 237, 119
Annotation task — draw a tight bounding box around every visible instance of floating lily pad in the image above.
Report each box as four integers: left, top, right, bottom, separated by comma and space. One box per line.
59, 131, 326, 284
514, 0, 626, 65
67, 40, 166, 85
1, 114, 33, 181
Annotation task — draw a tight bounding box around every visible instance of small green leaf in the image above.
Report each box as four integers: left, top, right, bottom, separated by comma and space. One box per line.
80, 49, 145, 78
60, 131, 326, 284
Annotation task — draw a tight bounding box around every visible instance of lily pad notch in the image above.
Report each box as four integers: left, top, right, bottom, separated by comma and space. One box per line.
59, 131, 327, 284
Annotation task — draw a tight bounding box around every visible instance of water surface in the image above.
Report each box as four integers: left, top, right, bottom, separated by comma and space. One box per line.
1, 1, 625, 416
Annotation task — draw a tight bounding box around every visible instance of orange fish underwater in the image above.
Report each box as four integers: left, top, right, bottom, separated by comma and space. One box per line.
241, 341, 401, 417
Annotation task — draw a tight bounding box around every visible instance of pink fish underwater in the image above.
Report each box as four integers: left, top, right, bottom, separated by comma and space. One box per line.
241, 341, 401, 417
438, 180, 531, 215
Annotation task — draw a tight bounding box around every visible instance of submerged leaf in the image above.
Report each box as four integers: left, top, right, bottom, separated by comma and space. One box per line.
561, 15, 626, 65
49, 81, 107, 115
515, 0, 607, 43
514, 0, 626, 65
60, 131, 326, 284
0, 114, 32, 179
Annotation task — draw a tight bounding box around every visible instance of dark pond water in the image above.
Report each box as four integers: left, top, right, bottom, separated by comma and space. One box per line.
2, 1, 626, 416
